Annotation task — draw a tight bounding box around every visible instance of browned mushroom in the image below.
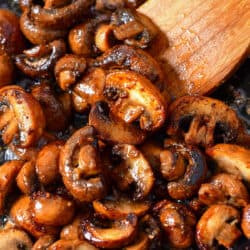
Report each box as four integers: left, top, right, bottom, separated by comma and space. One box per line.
241, 204, 250, 239
93, 195, 149, 219
60, 216, 82, 240
111, 8, 157, 48
48, 239, 99, 250
198, 173, 249, 207
95, 0, 146, 10
43, 0, 72, 9
30, 0, 94, 29
0, 229, 33, 250
15, 40, 66, 79
31, 83, 69, 131
89, 101, 146, 144
0, 53, 14, 87
32, 235, 56, 250
154, 200, 196, 249
20, 10, 67, 45
196, 204, 241, 249
167, 96, 245, 148
111, 144, 154, 200
0, 161, 23, 214
206, 144, 250, 183
59, 126, 106, 202
54, 54, 86, 91
16, 160, 39, 194
93, 45, 164, 90
30, 192, 75, 226
104, 70, 166, 131
72, 68, 106, 112
10, 196, 59, 238
36, 141, 64, 186
0, 85, 45, 147
81, 213, 138, 248
162, 142, 207, 200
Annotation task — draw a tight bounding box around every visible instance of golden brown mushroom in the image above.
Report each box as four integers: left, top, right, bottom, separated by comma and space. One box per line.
32, 235, 56, 250
60, 216, 82, 240
48, 239, 99, 250
196, 204, 241, 249
0, 54, 14, 87
241, 204, 250, 239
0, 85, 45, 147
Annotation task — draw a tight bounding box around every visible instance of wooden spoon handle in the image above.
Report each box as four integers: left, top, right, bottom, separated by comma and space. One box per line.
139, 0, 250, 98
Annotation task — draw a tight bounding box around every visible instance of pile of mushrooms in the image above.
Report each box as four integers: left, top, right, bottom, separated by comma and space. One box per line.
0, 0, 249, 249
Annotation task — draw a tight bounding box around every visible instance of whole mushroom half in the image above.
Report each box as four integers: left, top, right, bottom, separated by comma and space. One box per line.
167, 96, 245, 148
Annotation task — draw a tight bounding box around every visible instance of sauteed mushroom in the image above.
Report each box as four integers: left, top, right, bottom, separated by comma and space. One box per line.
59, 126, 106, 202
0, 86, 45, 147
81, 213, 137, 248
33, 235, 55, 250
48, 239, 98, 250
206, 144, 250, 182
167, 96, 244, 147
89, 101, 146, 144
104, 70, 166, 131
198, 173, 249, 207
60, 216, 82, 240
196, 204, 241, 249
15, 40, 66, 79
241, 204, 250, 239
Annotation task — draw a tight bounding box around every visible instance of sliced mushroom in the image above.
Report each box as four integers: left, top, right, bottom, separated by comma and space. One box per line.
60, 216, 82, 240
0, 229, 33, 250
16, 160, 39, 194
55, 54, 86, 91
198, 173, 249, 207
241, 204, 250, 239
48, 239, 99, 250
104, 70, 166, 131
33, 235, 56, 250
89, 101, 146, 145
36, 141, 64, 186
72, 68, 106, 112
0, 85, 45, 147
15, 40, 66, 79
10, 196, 59, 238
206, 144, 250, 183
93, 195, 149, 219
111, 8, 157, 48
30, 0, 94, 29
0, 53, 14, 87
162, 142, 207, 200
31, 83, 69, 131
196, 204, 241, 249
154, 200, 196, 249
20, 10, 67, 45
59, 126, 106, 202
167, 96, 244, 148
81, 213, 137, 248
0, 161, 23, 214
30, 192, 75, 226
111, 144, 154, 200
93, 45, 164, 90
124, 233, 149, 250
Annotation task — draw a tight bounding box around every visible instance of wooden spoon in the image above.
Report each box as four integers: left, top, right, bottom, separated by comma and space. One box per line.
139, 0, 250, 98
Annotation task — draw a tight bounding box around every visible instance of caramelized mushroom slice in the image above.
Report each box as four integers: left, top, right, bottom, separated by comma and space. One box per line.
72, 68, 106, 112
30, 0, 94, 29
154, 200, 196, 249
31, 83, 69, 131
0, 86, 45, 147
89, 101, 145, 145
198, 173, 249, 207
55, 54, 86, 91
93, 45, 164, 90
241, 204, 250, 239
36, 141, 64, 186
0, 53, 14, 87
93, 195, 149, 219
196, 204, 241, 249
48, 239, 98, 250
104, 70, 166, 131
10, 196, 59, 238
81, 214, 137, 248
206, 144, 250, 182
15, 40, 66, 79
33, 235, 56, 250
162, 142, 207, 200
59, 126, 106, 202
20, 10, 67, 45
0, 229, 33, 250
60, 216, 82, 240
30, 192, 75, 226
0, 161, 23, 214
124, 232, 149, 250
111, 144, 154, 200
